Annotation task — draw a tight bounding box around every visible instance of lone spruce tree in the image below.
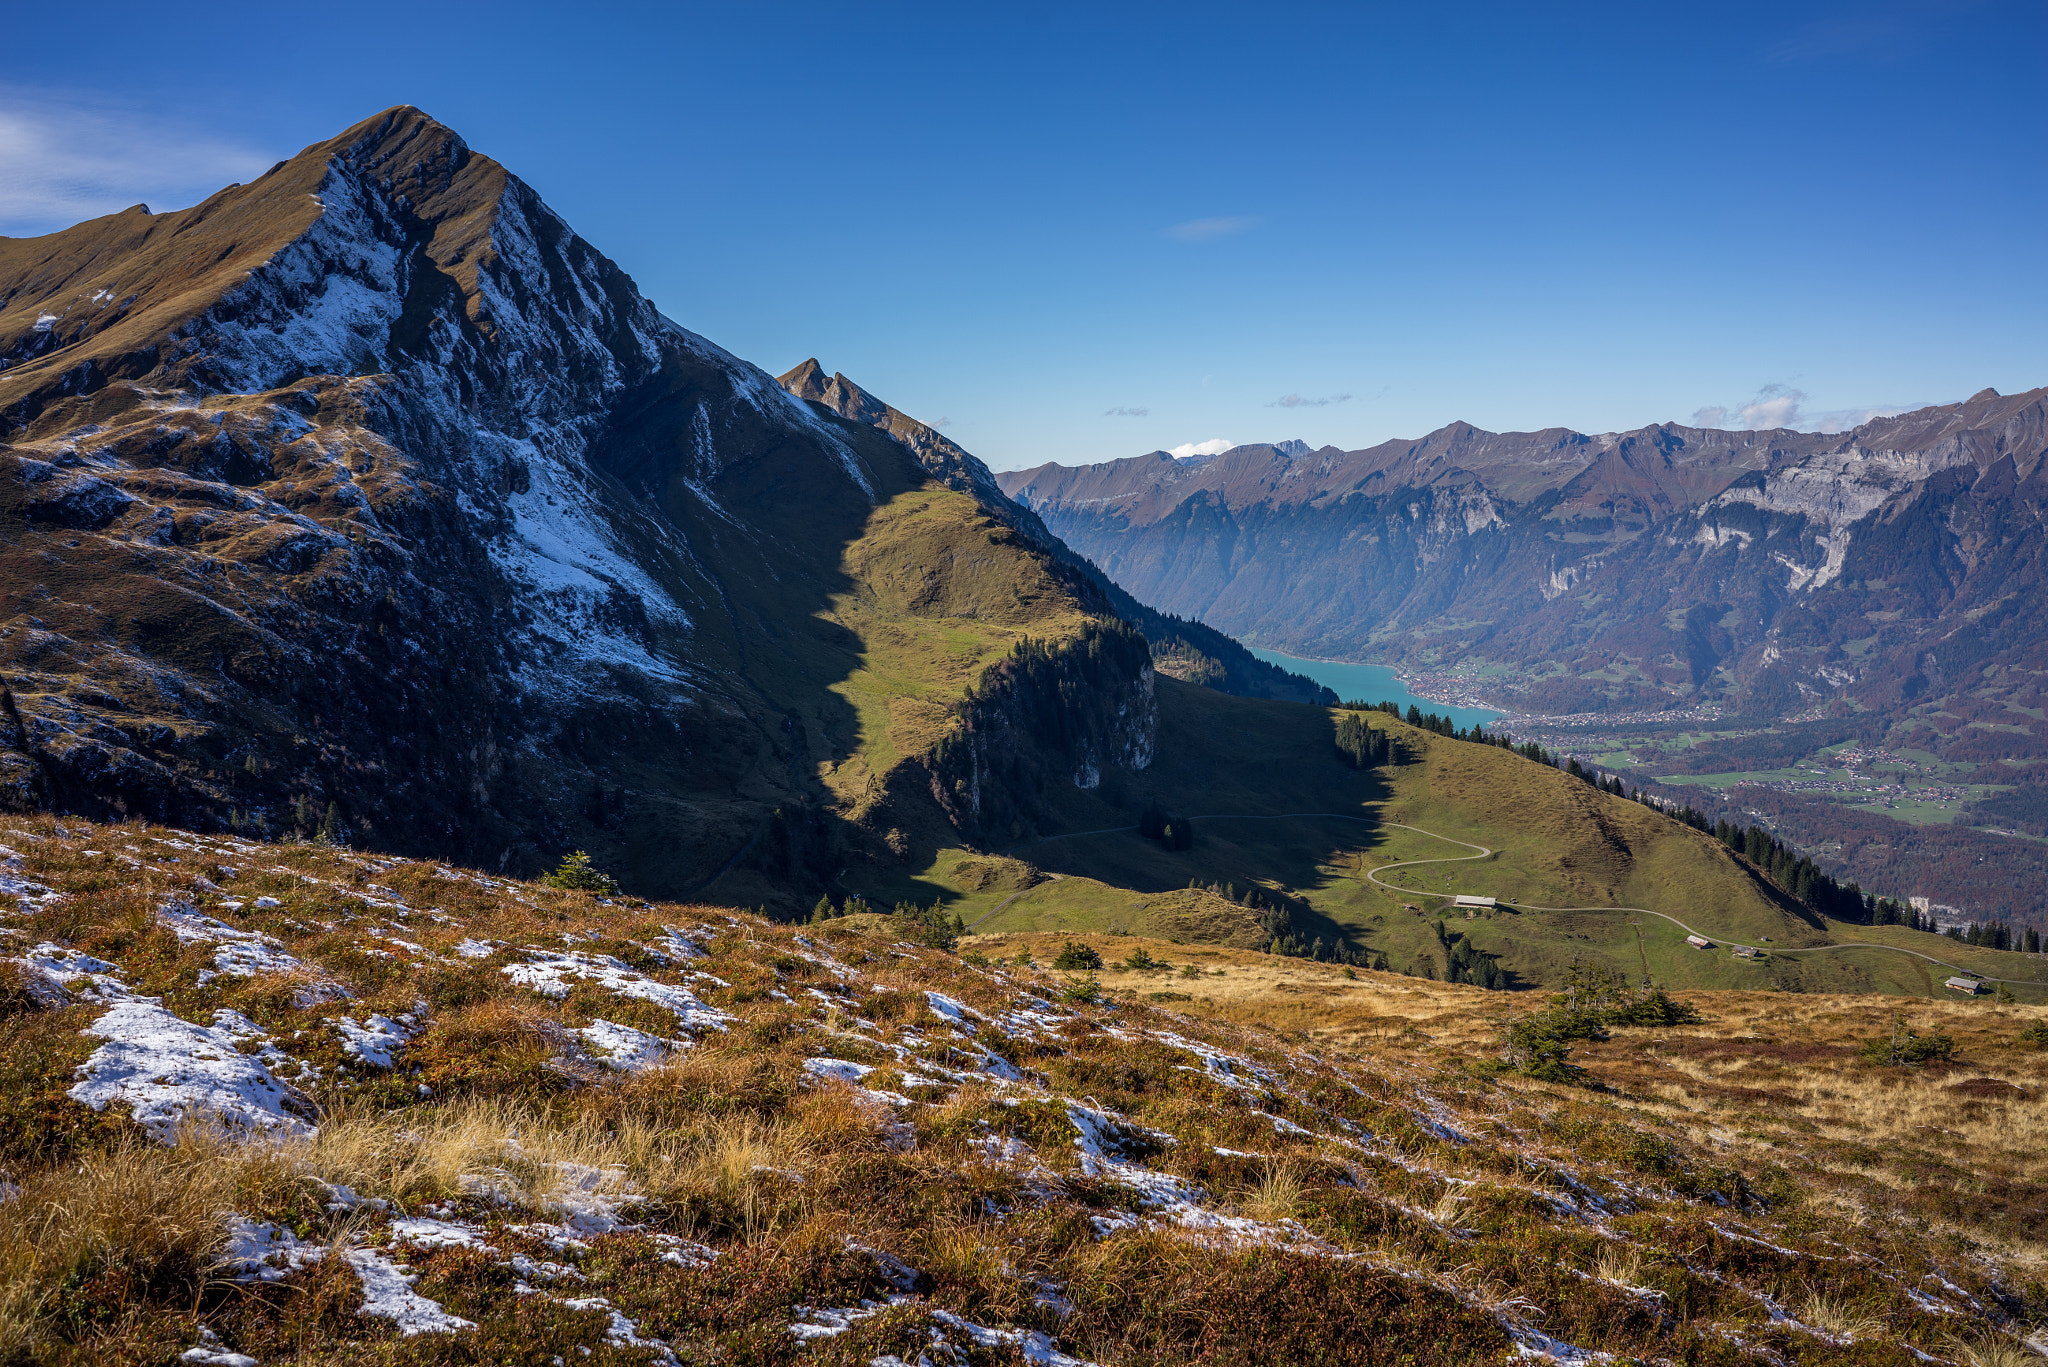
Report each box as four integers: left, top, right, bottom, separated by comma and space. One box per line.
543, 850, 619, 894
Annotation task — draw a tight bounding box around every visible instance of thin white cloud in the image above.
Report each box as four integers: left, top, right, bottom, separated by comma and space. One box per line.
1801, 403, 1925, 433
1104, 406, 1149, 417
1269, 392, 1351, 408
1167, 216, 1263, 242
0, 91, 274, 236
1691, 383, 1926, 434
1169, 438, 1233, 459
1765, 1, 1945, 62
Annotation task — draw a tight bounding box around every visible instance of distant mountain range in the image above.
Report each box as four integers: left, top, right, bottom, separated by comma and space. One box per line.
1000, 393, 2048, 798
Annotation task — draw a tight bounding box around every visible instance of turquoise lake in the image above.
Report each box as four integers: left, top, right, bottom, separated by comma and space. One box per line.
1247, 648, 1505, 730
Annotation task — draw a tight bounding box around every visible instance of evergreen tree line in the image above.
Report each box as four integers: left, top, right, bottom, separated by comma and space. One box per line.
1437, 919, 1507, 989
1945, 919, 2040, 952
809, 893, 966, 950
1333, 711, 1392, 768
1184, 877, 1381, 967
953, 622, 1154, 753
1706, 817, 1921, 928
1343, 700, 1522, 751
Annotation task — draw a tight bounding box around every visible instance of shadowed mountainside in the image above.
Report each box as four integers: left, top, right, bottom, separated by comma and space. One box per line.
0, 107, 1191, 906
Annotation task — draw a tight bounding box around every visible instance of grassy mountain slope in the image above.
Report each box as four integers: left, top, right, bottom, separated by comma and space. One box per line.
867, 690, 2048, 998
777, 363, 1334, 708
4, 813, 2045, 1365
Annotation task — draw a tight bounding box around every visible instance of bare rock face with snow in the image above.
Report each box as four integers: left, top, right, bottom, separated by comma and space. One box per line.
0, 107, 1160, 902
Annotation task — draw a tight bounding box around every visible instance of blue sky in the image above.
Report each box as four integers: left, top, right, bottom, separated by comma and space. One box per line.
4, 1, 2042, 470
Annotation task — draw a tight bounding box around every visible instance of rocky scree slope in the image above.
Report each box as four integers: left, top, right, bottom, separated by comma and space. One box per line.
3, 813, 2043, 1365
1001, 391, 2048, 735
0, 107, 1169, 903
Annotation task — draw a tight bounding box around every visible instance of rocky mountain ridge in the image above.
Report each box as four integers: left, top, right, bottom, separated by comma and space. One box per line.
1001, 388, 2048, 751
0, 106, 1284, 904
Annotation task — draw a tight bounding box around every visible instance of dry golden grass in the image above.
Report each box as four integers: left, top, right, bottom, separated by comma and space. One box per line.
1591, 1242, 1644, 1288
0, 1127, 282, 1358
1799, 1290, 1884, 1340
1238, 1157, 1305, 1222
965, 930, 1500, 1051
6, 813, 2048, 1366
1945, 1331, 2042, 1367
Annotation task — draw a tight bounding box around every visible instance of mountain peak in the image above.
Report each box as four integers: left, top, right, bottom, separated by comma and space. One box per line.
1969, 387, 2002, 402
779, 357, 830, 401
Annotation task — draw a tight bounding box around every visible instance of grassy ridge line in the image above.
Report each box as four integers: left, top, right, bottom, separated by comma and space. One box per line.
942, 687, 2048, 996
1008, 807, 2043, 987
1505, 900, 2048, 988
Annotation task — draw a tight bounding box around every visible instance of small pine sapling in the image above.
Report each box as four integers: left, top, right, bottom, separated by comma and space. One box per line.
542, 850, 620, 894
1857, 1012, 1957, 1066
1053, 941, 1103, 971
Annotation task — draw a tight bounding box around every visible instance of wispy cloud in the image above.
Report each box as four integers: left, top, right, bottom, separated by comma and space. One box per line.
1104, 406, 1149, 417
1169, 438, 1234, 458
1268, 392, 1351, 408
1691, 383, 1925, 433
0, 90, 274, 236
1765, 1, 1957, 62
1167, 216, 1263, 242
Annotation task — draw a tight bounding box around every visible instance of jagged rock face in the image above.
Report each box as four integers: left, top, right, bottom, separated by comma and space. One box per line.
1000, 390, 2048, 725
0, 107, 1155, 900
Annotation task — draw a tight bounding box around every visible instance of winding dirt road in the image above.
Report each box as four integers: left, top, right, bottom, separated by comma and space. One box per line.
977, 813, 2033, 989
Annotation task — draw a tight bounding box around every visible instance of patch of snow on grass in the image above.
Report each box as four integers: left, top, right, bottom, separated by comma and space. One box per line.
788, 1297, 911, 1341
330, 1012, 419, 1069
579, 1019, 679, 1071
344, 1246, 477, 1336
218, 1216, 323, 1283
502, 951, 733, 1032
388, 1216, 493, 1250
802, 1056, 874, 1084
69, 1000, 315, 1141
26, 942, 132, 1000
558, 1297, 672, 1358
929, 1309, 1101, 1367
924, 991, 984, 1031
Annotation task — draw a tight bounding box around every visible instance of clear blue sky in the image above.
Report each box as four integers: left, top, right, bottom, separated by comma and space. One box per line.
4, 2, 2043, 470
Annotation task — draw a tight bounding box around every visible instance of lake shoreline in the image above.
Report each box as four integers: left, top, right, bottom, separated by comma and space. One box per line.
1249, 647, 1505, 729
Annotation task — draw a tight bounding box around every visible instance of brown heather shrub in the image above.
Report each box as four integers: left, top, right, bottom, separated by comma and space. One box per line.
410, 997, 574, 1098
1065, 1233, 1509, 1365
